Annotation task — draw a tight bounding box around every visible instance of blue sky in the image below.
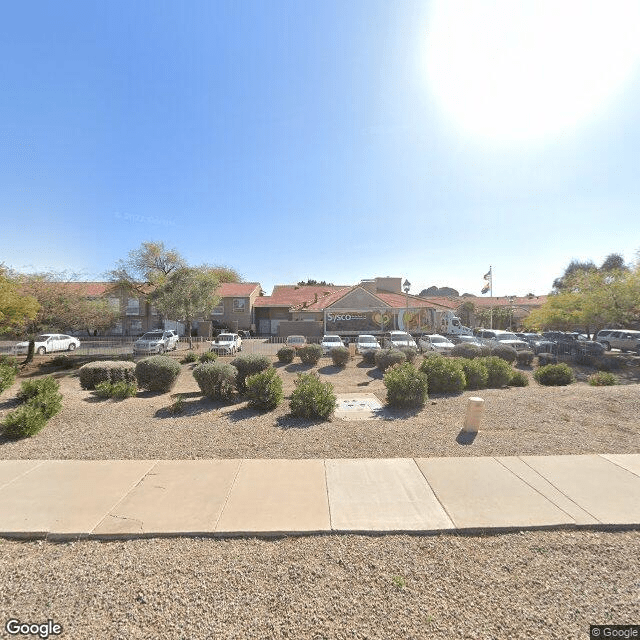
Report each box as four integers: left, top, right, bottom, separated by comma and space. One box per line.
2, 0, 640, 297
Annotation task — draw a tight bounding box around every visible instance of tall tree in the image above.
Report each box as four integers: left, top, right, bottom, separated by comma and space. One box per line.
150, 267, 222, 348
552, 259, 597, 291
0, 267, 39, 334
600, 253, 628, 272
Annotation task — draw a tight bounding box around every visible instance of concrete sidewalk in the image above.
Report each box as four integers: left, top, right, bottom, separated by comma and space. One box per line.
0, 455, 638, 540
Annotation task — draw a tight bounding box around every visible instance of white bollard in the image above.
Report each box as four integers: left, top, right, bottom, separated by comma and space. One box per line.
463, 397, 485, 433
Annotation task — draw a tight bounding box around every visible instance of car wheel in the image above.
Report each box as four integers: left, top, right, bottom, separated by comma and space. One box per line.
602, 342, 610, 351
68, 343, 76, 351
158, 345, 165, 354
37, 347, 46, 355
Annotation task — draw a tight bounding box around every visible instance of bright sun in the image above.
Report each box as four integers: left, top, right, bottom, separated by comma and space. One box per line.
424, 0, 640, 144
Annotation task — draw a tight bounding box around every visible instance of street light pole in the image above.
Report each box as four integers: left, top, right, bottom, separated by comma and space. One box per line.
403, 279, 411, 331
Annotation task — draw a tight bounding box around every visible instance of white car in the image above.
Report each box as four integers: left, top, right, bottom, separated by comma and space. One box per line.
490, 332, 532, 352
355, 334, 381, 354
385, 331, 417, 350
452, 335, 485, 348
210, 332, 242, 355
321, 335, 345, 354
133, 330, 179, 355
418, 334, 455, 354
15, 334, 81, 356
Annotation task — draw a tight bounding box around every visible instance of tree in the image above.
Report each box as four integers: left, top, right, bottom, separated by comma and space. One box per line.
552, 259, 597, 291
150, 267, 222, 349
456, 301, 475, 326
297, 279, 335, 286
0, 267, 39, 334
600, 253, 628, 272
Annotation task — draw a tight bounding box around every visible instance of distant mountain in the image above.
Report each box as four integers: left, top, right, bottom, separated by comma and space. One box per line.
419, 286, 460, 297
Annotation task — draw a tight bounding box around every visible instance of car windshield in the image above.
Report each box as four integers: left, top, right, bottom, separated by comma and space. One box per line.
324, 337, 341, 342
141, 333, 163, 340
287, 337, 304, 343
431, 337, 447, 343
36, 335, 53, 341
358, 336, 375, 343
496, 333, 518, 340
217, 334, 234, 342
393, 333, 411, 340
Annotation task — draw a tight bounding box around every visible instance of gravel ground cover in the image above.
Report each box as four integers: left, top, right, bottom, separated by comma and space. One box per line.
0, 356, 639, 459
1, 531, 638, 639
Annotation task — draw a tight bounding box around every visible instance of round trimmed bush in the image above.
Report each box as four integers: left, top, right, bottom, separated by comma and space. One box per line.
419, 355, 466, 394
451, 343, 482, 359
516, 350, 534, 366
477, 356, 513, 389
534, 363, 574, 386
230, 354, 272, 393
509, 370, 529, 387
79, 360, 137, 390
458, 358, 488, 390
198, 351, 218, 363
180, 351, 199, 364
193, 361, 237, 401
277, 346, 295, 364
246, 367, 284, 411
384, 362, 428, 409
537, 352, 558, 366
330, 346, 350, 367
398, 346, 418, 364
135, 356, 181, 393
490, 344, 518, 364
298, 344, 323, 366
289, 372, 336, 420
361, 349, 378, 367
375, 348, 406, 372
588, 371, 617, 386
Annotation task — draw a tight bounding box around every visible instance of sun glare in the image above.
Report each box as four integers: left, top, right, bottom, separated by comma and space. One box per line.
424, 1, 640, 144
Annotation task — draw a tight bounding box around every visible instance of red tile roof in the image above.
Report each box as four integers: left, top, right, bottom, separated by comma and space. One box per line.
218, 282, 261, 297
254, 285, 350, 308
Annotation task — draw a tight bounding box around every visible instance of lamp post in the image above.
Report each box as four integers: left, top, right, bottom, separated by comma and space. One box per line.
403, 279, 411, 331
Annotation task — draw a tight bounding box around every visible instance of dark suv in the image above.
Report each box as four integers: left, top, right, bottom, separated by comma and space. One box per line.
546, 332, 605, 356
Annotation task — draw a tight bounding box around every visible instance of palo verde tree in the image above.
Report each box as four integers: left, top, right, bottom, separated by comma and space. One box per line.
150, 266, 223, 349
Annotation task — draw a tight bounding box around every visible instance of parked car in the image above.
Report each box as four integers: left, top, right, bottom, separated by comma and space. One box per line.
522, 333, 556, 354
477, 330, 530, 352
15, 334, 81, 356
210, 332, 242, 355
384, 331, 418, 349
450, 335, 485, 348
595, 329, 640, 353
285, 335, 307, 349
133, 330, 179, 355
553, 333, 605, 356
321, 335, 345, 354
418, 334, 455, 354
355, 335, 381, 354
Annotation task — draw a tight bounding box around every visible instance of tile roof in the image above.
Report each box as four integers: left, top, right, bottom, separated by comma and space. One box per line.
254, 285, 350, 308
217, 282, 261, 297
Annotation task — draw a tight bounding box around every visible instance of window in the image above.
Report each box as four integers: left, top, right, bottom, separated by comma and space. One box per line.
212, 305, 224, 316
233, 298, 246, 313
108, 297, 120, 310
112, 322, 123, 335
126, 298, 140, 315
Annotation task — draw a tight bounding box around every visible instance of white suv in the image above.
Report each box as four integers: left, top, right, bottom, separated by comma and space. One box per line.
210, 333, 242, 355
596, 329, 640, 353
133, 330, 179, 355
321, 335, 345, 354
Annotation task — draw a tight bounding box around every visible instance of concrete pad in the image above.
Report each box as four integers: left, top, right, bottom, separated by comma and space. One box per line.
497, 457, 598, 525
0, 460, 45, 490
93, 460, 241, 536
326, 459, 454, 532
521, 455, 640, 525
416, 457, 573, 530
216, 459, 330, 534
600, 454, 640, 479
0, 460, 155, 536
335, 394, 384, 421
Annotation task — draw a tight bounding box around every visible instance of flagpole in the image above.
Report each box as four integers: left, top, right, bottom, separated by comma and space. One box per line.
489, 266, 493, 330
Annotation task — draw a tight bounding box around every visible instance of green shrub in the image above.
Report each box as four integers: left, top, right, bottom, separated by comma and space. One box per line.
135, 356, 181, 393
330, 346, 350, 367
231, 354, 272, 393
490, 344, 518, 363
246, 367, 284, 411
0, 355, 18, 369
458, 358, 488, 390
361, 349, 378, 366
451, 343, 482, 359
180, 351, 199, 364
0, 363, 17, 394
398, 346, 418, 364
537, 352, 558, 366
419, 355, 466, 394
79, 360, 137, 390
95, 380, 138, 399
17, 376, 61, 403
298, 344, 323, 366
3, 403, 49, 439
276, 346, 295, 364
588, 371, 617, 386
289, 372, 336, 420
383, 362, 428, 409
193, 361, 237, 401
168, 394, 185, 414
478, 356, 513, 389
375, 348, 406, 372
534, 363, 574, 386
509, 370, 529, 387
49, 354, 75, 369
199, 351, 218, 363
516, 350, 534, 366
